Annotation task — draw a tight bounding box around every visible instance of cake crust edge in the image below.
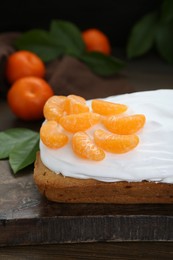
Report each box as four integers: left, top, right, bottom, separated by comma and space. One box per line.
33, 152, 173, 204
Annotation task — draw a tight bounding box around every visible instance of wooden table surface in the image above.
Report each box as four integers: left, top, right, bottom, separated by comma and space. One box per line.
1, 53, 173, 259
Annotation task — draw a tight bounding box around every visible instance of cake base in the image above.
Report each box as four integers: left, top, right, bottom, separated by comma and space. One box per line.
33, 152, 173, 203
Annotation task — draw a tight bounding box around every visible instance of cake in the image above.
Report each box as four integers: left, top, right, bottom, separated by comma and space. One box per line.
33, 89, 173, 203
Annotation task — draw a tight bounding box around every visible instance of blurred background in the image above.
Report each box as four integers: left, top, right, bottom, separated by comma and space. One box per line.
0, 0, 161, 48
1, 0, 172, 100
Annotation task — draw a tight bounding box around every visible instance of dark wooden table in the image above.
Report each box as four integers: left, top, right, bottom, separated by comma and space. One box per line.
1, 53, 173, 259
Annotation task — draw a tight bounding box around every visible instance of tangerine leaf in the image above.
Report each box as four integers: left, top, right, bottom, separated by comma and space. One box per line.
80, 51, 125, 76
0, 132, 14, 159
155, 21, 173, 64
50, 20, 85, 56
161, 0, 173, 24
127, 11, 158, 58
9, 135, 39, 174
0, 128, 39, 174
15, 29, 64, 62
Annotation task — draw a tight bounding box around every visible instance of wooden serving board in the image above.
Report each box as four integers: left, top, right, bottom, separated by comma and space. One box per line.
1, 100, 173, 246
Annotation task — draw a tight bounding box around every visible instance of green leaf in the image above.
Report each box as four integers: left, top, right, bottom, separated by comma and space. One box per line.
0, 128, 39, 174
9, 135, 39, 174
15, 29, 64, 62
79, 52, 125, 76
161, 0, 173, 23
0, 132, 15, 159
155, 21, 173, 63
50, 20, 85, 56
127, 11, 158, 58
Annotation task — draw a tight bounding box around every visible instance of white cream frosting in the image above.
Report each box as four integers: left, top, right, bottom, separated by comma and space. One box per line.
40, 89, 173, 183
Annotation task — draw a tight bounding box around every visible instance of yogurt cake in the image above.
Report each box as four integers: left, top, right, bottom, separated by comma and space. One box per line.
34, 89, 173, 203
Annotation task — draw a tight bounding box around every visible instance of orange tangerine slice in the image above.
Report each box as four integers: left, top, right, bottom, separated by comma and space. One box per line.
43, 95, 67, 122
65, 94, 89, 114
59, 112, 101, 133
92, 99, 127, 115
72, 131, 105, 161
40, 120, 68, 149
103, 114, 146, 135
94, 129, 139, 154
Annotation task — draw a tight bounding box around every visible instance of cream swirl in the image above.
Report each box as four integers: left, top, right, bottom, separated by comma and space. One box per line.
40, 89, 173, 183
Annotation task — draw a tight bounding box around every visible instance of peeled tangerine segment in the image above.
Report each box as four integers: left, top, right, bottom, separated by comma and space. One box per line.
94, 129, 139, 154
59, 112, 100, 133
72, 131, 105, 161
40, 120, 68, 149
43, 95, 67, 122
92, 99, 127, 116
103, 114, 146, 135
65, 94, 89, 114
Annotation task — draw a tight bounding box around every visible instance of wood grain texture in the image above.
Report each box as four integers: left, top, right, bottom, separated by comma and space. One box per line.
1, 242, 173, 260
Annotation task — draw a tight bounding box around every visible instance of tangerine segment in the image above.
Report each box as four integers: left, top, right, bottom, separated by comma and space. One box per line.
43, 95, 67, 122
65, 94, 89, 114
40, 120, 68, 149
59, 112, 101, 133
94, 129, 139, 154
72, 132, 105, 161
103, 114, 146, 135
91, 99, 127, 116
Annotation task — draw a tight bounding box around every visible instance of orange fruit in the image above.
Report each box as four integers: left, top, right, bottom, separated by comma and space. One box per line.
103, 114, 146, 135
59, 112, 100, 133
43, 95, 67, 122
82, 28, 111, 55
5, 50, 46, 84
65, 94, 89, 114
92, 99, 127, 116
7, 76, 54, 121
40, 120, 68, 149
72, 131, 105, 160
94, 129, 139, 154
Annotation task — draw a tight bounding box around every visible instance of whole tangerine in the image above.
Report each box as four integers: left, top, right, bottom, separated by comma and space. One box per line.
82, 28, 111, 55
7, 76, 54, 121
5, 50, 46, 84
